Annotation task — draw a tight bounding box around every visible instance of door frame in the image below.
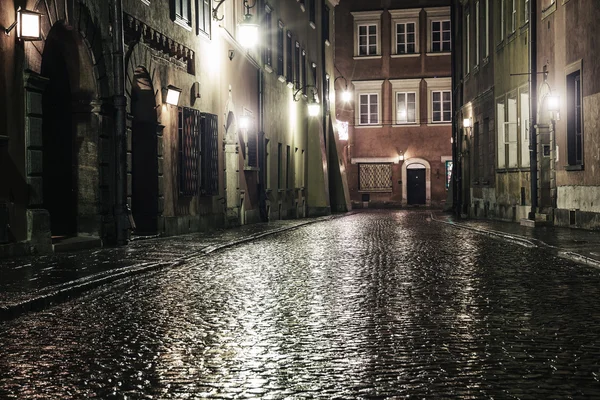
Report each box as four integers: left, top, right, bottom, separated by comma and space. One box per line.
402, 157, 431, 206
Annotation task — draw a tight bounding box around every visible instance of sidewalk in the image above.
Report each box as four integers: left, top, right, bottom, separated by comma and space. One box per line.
0, 215, 342, 321
432, 211, 600, 268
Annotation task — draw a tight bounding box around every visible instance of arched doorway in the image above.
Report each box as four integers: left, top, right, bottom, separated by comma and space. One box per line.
41, 25, 78, 237
131, 67, 159, 235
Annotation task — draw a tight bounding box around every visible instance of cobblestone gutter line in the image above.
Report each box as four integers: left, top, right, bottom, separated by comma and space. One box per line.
430, 212, 600, 270
0, 213, 352, 322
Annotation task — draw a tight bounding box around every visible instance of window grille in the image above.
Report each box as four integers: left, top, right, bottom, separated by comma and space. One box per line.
247, 130, 258, 168
178, 107, 200, 196
201, 112, 219, 195
359, 163, 392, 192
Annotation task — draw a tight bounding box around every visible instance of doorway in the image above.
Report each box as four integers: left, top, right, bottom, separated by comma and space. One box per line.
407, 167, 426, 205
41, 27, 77, 237
131, 67, 158, 235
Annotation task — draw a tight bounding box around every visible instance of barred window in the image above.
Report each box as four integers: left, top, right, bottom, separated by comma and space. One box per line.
178, 107, 200, 196
200, 112, 219, 195
359, 163, 392, 192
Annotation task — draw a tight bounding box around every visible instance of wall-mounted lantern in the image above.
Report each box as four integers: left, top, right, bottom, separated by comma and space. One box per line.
334, 75, 352, 102
164, 85, 182, 106
547, 95, 560, 121
294, 85, 320, 117
463, 117, 473, 136
4, 7, 43, 41
213, 0, 258, 49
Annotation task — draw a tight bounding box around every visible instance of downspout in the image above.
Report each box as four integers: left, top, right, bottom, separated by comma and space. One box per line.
112, 0, 129, 244
529, 0, 538, 219
451, 0, 462, 217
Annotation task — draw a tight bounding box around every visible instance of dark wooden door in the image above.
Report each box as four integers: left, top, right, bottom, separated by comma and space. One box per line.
407, 168, 426, 205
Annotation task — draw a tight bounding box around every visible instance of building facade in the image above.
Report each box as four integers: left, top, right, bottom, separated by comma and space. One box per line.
454, 0, 600, 230
334, 0, 453, 209
0, 0, 349, 256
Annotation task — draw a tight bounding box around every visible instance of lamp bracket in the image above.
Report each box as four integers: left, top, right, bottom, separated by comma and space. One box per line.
293, 85, 318, 102
213, 0, 256, 21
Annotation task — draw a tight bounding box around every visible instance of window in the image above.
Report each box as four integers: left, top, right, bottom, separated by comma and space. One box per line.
264, 7, 273, 69
178, 107, 200, 196
475, 1, 480, 65
359, 94, 379, 125
496, 97, 518, 168
277, 143, 283, 189
265, 139, 271, 189
358, 25, 377, 56
426, 76, 452, 124
309, 0, 316, 27
301, 49, 307, 96
520, 91, 530, 167
295, 41, 301, 89
567, 70, 583, 166
390, 9, 419, 56
352, 11, 382, 57
510, 0, 516, 32
200, 112, 219, 195
390, 78, 421, 125
174, 0, 191, 28
353, 80, 383, 127
286, 31, 293, 84
396, 93, 416, 124
445, 160, 453, 189
524, 0, 530, 23
465, 10, 470, 74
277, 21, 284, 78
359, 164, 392, 192
497, 101, 506, 168
431, 20, 451, 52
397, 23, 416, 54
286, 145, 291, 189
323, 5, 330, 45
484, 0, 490, 57
499, 0, 505, 41
196, 0, 211, 37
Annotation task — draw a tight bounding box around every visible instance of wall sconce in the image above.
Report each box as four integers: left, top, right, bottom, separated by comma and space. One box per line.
334, 75, 351, 102
463, 117, 472, 135
396, 151, 404, 163
4, 7, 43, 41
547, 95, 560, 121
164, 85, 182, 106
239, 114, 251, 130
213, 0, 258, 49
294, 85, 320, 117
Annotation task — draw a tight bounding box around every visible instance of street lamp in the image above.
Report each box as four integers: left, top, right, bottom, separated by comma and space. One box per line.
463, 117, 472, 136
4, 7, 43, 41
334, 75, 351, 102
547, 95, 560, 121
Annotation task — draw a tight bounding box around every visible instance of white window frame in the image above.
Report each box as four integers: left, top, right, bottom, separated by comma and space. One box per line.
426, 7, 451, 54
390, 9, 420, 57
352, 11, 383, 59
524, 0, 530, 23
465, 9, 470, 75
520, 88, 530, 167
425, 77, 452, 125
484, 0, 490, 58
352, 80, 384, 128
475, 1, 480, 66
497, 100, 506, 168
358, 94, 380, 125
390, 78, 421, 126
511, 0, 517, 33
499, 0, 505, 42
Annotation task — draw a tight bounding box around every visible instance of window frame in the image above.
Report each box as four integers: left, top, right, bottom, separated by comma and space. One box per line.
426, 7, 451, 54
352, 80, 384, 128
196, 0, 211, 38
390, 78, 421, 126
351, 10, 383, 58
566, 67, 583, 168
425, 77, 452, 125
173, 0, 192, 30
390, 9, 419, 57
264, 5, 273, 70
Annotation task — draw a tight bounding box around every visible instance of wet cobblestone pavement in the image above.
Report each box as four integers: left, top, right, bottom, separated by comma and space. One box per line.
2, 210, 600, 398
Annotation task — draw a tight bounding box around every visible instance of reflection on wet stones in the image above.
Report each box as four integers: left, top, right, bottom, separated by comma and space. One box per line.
1, 211, 600, 398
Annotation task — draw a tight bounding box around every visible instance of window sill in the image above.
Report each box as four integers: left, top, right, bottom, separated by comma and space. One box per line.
507, 31, 517, 44
426, 51, 451, 57
392, 123, 419, 127
355, 124, 383, 129
496, 167, 528, 173
264, 65, 273, 74
391, 53, 420, 58
565, 164, 584, 171
310, 22, 316, 30
300, 4, 305, 12
141, 0, 150, 5
482, 56, 490, 66
325, 39, 331, 47
427, 122, 452, 127
243, 166, 260, 171
353, 55, 382, 60
174, 17, 192, 31
358, 189, 393, 193
278, 75, 286, 83
542, 1, 557, 19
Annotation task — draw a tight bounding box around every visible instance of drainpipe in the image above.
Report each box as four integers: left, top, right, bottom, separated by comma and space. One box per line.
112, 0, 129, 245
451, 0, 462, 217
529, 0, 538, 220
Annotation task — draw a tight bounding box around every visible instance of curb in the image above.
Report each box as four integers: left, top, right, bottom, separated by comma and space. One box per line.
431, 212, 600, 269
0, 213, 351, 322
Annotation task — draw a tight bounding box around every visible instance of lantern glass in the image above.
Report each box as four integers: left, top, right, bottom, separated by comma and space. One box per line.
238, 15, 259, 49
547, 95, 560, 112
307, 102, 320, 117
165, 86, 181, 106
341, 90, 352, 102
19, 11, 41, 39
463, 118, 472, 128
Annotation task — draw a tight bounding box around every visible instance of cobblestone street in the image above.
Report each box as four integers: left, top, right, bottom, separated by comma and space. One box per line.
1, 210, 600, 398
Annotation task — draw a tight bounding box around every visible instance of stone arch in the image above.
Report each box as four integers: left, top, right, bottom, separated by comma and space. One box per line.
401, 157, 431, 206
